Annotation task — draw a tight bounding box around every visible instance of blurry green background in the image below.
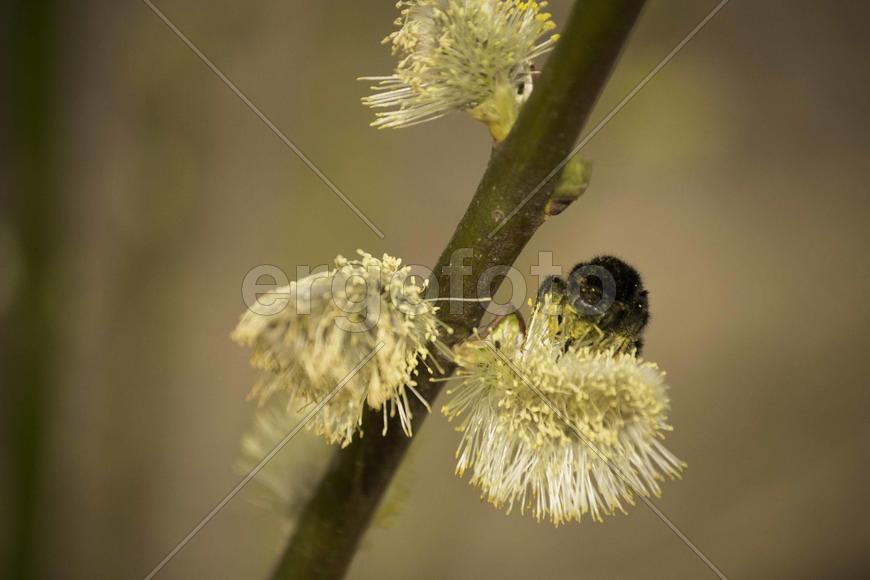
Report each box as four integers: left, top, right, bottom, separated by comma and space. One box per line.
2, 1, 870, 578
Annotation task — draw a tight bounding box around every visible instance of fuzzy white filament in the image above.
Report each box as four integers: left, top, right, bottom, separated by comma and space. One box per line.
443, 300, 685, 525
232, 251, 450, 447
361, 0, 559, 139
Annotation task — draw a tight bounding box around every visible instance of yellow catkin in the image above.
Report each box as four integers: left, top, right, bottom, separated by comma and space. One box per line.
444, 300, 685, 525
361, 0, 560, 139
232, 251, 448, 447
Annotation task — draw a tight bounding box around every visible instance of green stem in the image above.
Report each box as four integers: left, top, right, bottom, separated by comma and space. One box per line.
271, 1, 646, 578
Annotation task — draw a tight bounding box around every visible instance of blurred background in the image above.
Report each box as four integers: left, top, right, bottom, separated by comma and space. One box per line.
2, 1, 870, 578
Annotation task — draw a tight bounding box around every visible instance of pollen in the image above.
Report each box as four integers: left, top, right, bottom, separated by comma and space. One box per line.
232, 251, 449, 447
360, 0, 560, 140
443, 297, 685, 525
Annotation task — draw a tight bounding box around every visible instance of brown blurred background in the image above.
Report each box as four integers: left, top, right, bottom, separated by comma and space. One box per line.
2, 1, 870, 579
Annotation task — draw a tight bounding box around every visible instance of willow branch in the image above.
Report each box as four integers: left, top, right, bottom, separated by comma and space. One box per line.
270, 2, 646, 578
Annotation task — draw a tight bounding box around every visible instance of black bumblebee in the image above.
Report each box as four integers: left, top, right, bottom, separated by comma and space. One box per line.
537, 256, 650, 354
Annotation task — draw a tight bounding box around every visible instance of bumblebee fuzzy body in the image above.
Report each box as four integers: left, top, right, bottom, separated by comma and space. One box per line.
537, 256, 650, 354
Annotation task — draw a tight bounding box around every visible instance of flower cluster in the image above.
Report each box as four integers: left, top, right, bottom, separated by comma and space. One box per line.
443, 292, 685, 525
361, 0, 559, 140
228, 0, 688, 534
232, 251, 448, 447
